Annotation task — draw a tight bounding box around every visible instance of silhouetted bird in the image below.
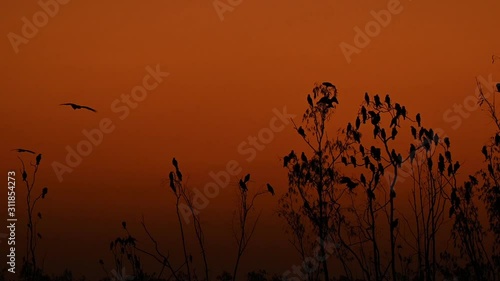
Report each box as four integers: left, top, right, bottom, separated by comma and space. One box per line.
444, 137, 450, 148
298, 126, 306, 138
355, 116, 361, 130
374, 95, 382, 107
176, 170, 183, 182
385, 95, 391, 108
266, 183, 275, 196
169, 172, 176, 193
37, 212, 42, 219
482, 146, 489, 160
364, 93, 370, 104
469, 175, 478, 185
360, 174, 366, 185
122, 221, 127, 229
367, 189, 375, 200
12, 148, 35, 154
322, 82, 335, 88
496, 83, 500, 92
307, 94, 313, 107
283, 156, 290, 167
244, 173, 250, 183
340, 177, 358, 190
172, 158, 178, 169
391, 218, 399, 229
445, 151, 452, 162
60, 103, 97, 112
341, 156, 348, 166
301, 152, 307, 163
36, 154, 42, 165
41, 187, 48, 199
239, 179, 248, 192
350, 156, 357, 166
410, 126, 417, 139
416, 113, 421, 127
409, 144, 416, 163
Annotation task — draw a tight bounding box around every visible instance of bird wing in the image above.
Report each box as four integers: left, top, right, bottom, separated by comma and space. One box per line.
81, 106, 97, 112
12, 148, 36, 154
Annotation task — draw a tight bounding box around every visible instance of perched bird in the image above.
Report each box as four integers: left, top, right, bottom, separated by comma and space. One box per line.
41, 187, 48, 199
244, 173, 250, 183
444, 137, 450, 148
416, 113, 421, 127
122, 221, 127, 229
385, 95, 391, 108
266, 183, 275, 196
36, 154, 42, 165
60, 103, 97, 112
322, 82, 335, 88
12, 148, 35, 154
172, 158, 178, 169
239, 179, 248, 192
283, 156, 290, 167
301, 152, 307, 163
169, 173, 176, 193
496, 83, 500, 92
298, 126, 306, 138
175, 171, 183, 183
340, 176, 358, 190
364, 93, 370, 105
373, 95, 382, 107
391, 218, 399, 229
410, 126, 417, 139
482, 146, 489, 160
307, 94, 313, 107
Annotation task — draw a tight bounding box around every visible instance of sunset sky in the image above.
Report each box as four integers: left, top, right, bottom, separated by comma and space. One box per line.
1, 0, 500, 279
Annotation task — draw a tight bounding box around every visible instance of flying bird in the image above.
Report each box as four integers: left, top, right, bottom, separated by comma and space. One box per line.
12, 148, 36, 154
60, 103, 97, 112
266, 183, 275, 196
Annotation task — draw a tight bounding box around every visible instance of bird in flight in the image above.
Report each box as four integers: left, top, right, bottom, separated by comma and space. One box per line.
12, 148, 36, 154
60, 103, 97, 112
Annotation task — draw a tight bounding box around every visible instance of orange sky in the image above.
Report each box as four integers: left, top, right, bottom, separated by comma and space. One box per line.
1, 0, 500, 279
